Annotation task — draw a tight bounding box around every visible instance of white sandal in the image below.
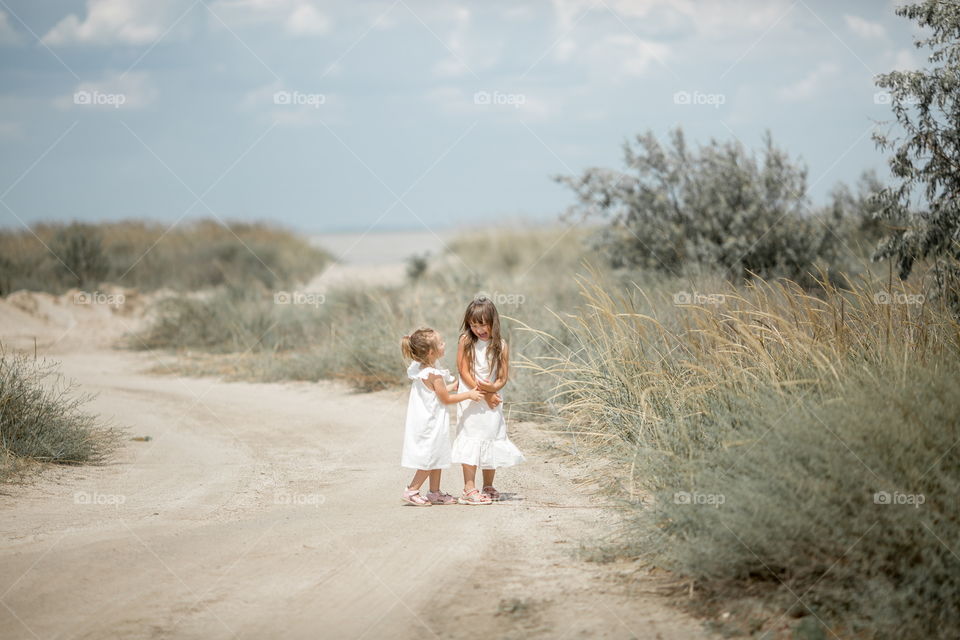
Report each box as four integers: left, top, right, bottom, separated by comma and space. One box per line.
458, 488, 492, 505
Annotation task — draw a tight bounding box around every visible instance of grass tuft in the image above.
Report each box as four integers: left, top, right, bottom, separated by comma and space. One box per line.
0, 352, 121, 482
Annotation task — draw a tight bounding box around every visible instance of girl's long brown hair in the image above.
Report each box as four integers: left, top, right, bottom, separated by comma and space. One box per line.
460, 296, 503, 376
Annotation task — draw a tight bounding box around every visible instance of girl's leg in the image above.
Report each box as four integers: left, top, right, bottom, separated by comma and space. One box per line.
428, 469, 442, 493
407, 469, 431, 491
461, 463, 478, 494
482, 468, 496, 489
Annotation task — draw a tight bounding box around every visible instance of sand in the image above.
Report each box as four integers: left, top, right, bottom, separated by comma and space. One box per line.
0, 278, 711, 639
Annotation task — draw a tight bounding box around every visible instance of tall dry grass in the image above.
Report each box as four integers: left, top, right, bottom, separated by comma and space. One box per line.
518, 266, 960, 638
524, 265, 956, 444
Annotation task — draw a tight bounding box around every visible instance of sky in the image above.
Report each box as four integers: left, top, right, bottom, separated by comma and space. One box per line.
0, 0, 927, 234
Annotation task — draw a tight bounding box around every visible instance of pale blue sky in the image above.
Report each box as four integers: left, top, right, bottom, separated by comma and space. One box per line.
0, 0, 924, 233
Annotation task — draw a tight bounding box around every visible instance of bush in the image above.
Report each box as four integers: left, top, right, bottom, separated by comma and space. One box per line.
0, 353, 120, 482
52, 223, 110, 288
637, 359, 960, 638
557, 128, 865, 286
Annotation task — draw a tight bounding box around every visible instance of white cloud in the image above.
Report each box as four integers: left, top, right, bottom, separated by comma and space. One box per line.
545, 0, 782, 74
285, 3, 330, 36
844, 14, 886, 39
505, 6, 536, 22
599, 35, 670, 77
42, 0, 193, 46
554, 37, 577, 63
0, 11, 23, 45
778, 61, 840, 101
431, 6, 501, 78
209, 0, 331, 37
57, 71, 158, 109
889, 48, 920, 70
681, 0, 795, 33
575, 0, 796, 36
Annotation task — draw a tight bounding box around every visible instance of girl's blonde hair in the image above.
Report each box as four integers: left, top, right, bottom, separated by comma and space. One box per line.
461, 295, 504, 374
401, 327, 439, 365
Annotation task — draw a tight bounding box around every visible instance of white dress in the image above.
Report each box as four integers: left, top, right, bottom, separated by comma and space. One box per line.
450, 339, 525, 469
400, 361, 454, 470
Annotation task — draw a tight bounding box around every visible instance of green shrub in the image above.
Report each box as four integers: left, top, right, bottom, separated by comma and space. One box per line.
640, 359, 960, 638
556, 128, 868, 286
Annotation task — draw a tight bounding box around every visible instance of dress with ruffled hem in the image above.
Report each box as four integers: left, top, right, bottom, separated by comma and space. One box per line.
451, 338, 525, 470
400, 361, 454, 470
450, 433, 525, 469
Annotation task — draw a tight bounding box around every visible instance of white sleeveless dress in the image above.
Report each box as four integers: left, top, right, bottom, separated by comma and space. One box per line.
400, 361, 454, 470
450, 339, 525, 469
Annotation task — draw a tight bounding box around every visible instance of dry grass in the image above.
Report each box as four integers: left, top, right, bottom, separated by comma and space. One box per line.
0, 219, 330, 294
0, 352, 122, 483
517, 265, 960, 638
521, 264, 956, 443
132, 225, 595, 400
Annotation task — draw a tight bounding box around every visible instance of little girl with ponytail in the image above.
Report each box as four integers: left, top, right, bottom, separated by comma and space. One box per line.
399, 327, 482, 506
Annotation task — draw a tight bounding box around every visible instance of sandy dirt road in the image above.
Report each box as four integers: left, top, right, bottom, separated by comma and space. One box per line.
0, 290, 709, 639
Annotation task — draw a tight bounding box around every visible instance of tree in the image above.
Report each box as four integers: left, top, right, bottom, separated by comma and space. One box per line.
557, 128, 843, 285
873, 0, 960, 311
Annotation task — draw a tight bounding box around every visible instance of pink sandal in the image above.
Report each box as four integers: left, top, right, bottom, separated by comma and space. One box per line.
402, 488, 432, 506
482, 486, 501, 501
426, 491, 457, 505
458, 488, 492, 505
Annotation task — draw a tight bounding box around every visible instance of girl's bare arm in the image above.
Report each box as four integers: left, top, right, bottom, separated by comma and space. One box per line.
457, 335, 478, 389
459, 335, 501, 407
428, 373, 481, 405
476, 341, 509, 393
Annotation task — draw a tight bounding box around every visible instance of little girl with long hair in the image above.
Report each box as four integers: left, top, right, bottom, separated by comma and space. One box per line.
450, 296, 525, 505
400, 327, 483, 506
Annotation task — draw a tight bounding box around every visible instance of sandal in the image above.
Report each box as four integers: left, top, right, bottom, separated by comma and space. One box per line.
458, 488, 492, 505
426, 491, 457, 505
482, 486, 501, 501
401, 488, 432, 507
